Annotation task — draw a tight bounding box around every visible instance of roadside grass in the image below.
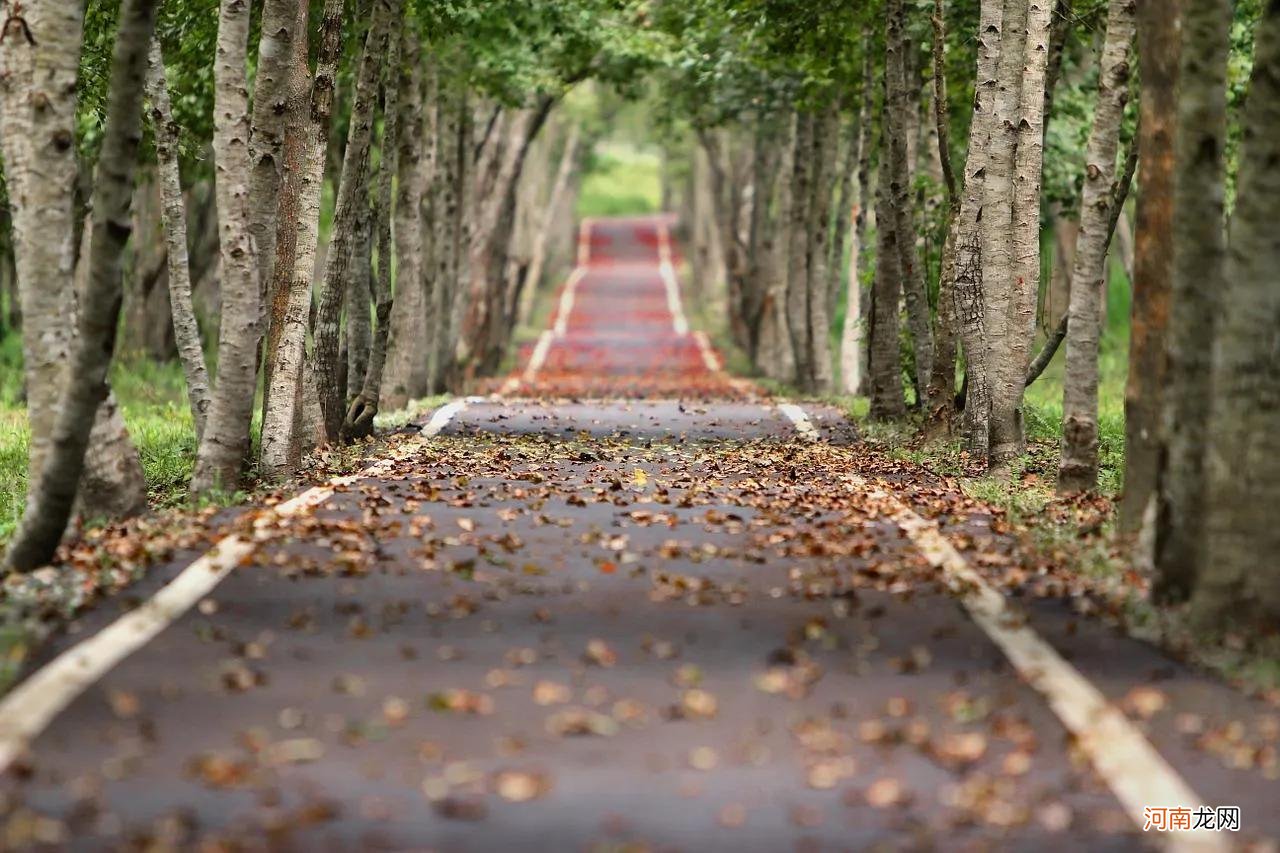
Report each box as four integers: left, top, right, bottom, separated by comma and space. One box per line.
577, 143, 661, 219
0, 333, 450, 545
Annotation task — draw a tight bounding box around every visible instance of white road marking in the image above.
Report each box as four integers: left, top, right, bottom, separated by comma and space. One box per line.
776, 403, 1227, 853
506, 220, 595, 394
551, 267, 586, 339
420, 396, 479, 436
693, 331, 721, 372
0, 397, 474, 773
655, 220, 690, 336
776, 402, 821, 440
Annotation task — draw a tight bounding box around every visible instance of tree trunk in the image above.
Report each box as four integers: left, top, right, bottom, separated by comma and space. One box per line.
744, 113, 779, 366
924, 0, 961, 426
828, 113, 858, 378
382, 40, 432, 409
785, 111, 815, 391
259, 0, 311, 427
692, 141, 726, 314
344, 22, 403, 437
518, 120, 579, 328
977, 0, 1029, 468
346, 210, 374, 396
260, 0, 344, 479
1194, 2, 1280, 633
887, 0, 933, 396
755, 112, 796, 382
995, 0, 1054, 466
805, 104, 838, 394
311, 0, 391, 441
980, 0, 1027, 465
1120, 0, 1180, 534
4, 0, 155, 571
428, 83, 464, 393
465, 98, 554, 375
869, 133, 906, 420
0, 0, 81, 489
191, 0, 262, 495
434, 87, 474, 392
247, 0, 301, 292
950, 0, 1003, 457
0, 0, 147, 524
840, 52, 875, 397
146, 40, 211, 440
1057, 0, 1135, 492
1154, 0, 1230, 601
1043, 0, 1075, 144
123, 171, 176, 361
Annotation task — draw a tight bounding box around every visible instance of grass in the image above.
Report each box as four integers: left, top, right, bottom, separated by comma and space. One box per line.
1, 345, 201, 541
577, 143, 662, 219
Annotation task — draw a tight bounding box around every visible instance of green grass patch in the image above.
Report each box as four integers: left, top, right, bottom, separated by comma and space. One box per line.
577, 143, 662, 219
1, 350, 199, 542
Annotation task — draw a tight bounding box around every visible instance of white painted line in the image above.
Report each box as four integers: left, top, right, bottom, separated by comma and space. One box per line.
524, 330, 554, 380
0, 397, 472, 772
693, 331, 721, 372
655, 220, 690, 336
776, 402, 821, 441
420, 396, 479, 437
552, 267, 586, 339
777, 404, 1227, 852
0, 536, 252, 772
890, 511, 1225, 853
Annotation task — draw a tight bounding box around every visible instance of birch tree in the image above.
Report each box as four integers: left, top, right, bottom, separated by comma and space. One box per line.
191, 0, 262, 495
785, 112, 815, 391
261, 0, 345, 479
998, 0, 1054, 466
869, 128, 907, 420
923, 0, 961, 426
382, 40, 434, 410
344, 25, 404, 438
805, 104, 838, 394
312, 0, 393, 441
1154, 0, 1230, 601
146, 42, 211, 440
516, 120, 580, 328
950, 0, 1003, 456
840, 50, 875, 397
247, 0, 303, 290
1120, 0, 1180, 533
886, 0, 933, 397
1196, 1, 1280, 634
0, 0, 146, 522
4, 0, 157, 571
1058, 0, 1136, 492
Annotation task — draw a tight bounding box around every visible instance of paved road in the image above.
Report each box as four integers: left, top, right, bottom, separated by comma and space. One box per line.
1, 217, 1277, 851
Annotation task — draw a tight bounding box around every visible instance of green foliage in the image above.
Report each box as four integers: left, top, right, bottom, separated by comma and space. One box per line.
577, 143, 661, 217
422, 0, 673, 106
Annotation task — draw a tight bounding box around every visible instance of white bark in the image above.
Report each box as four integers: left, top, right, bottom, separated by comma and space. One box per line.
191, 0, 262, 494
4, 0, 156, 570
382, 37, 432, 409
146, 40, 211, 439
980, 0, 1028, 462
991, 0, 1053, 468
518, 121, 580, 326
1059, 0, 1135, 491
261, 0, 344, 478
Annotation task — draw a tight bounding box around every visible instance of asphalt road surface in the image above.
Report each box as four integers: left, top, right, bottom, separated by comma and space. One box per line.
1, 217, 1276, 852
